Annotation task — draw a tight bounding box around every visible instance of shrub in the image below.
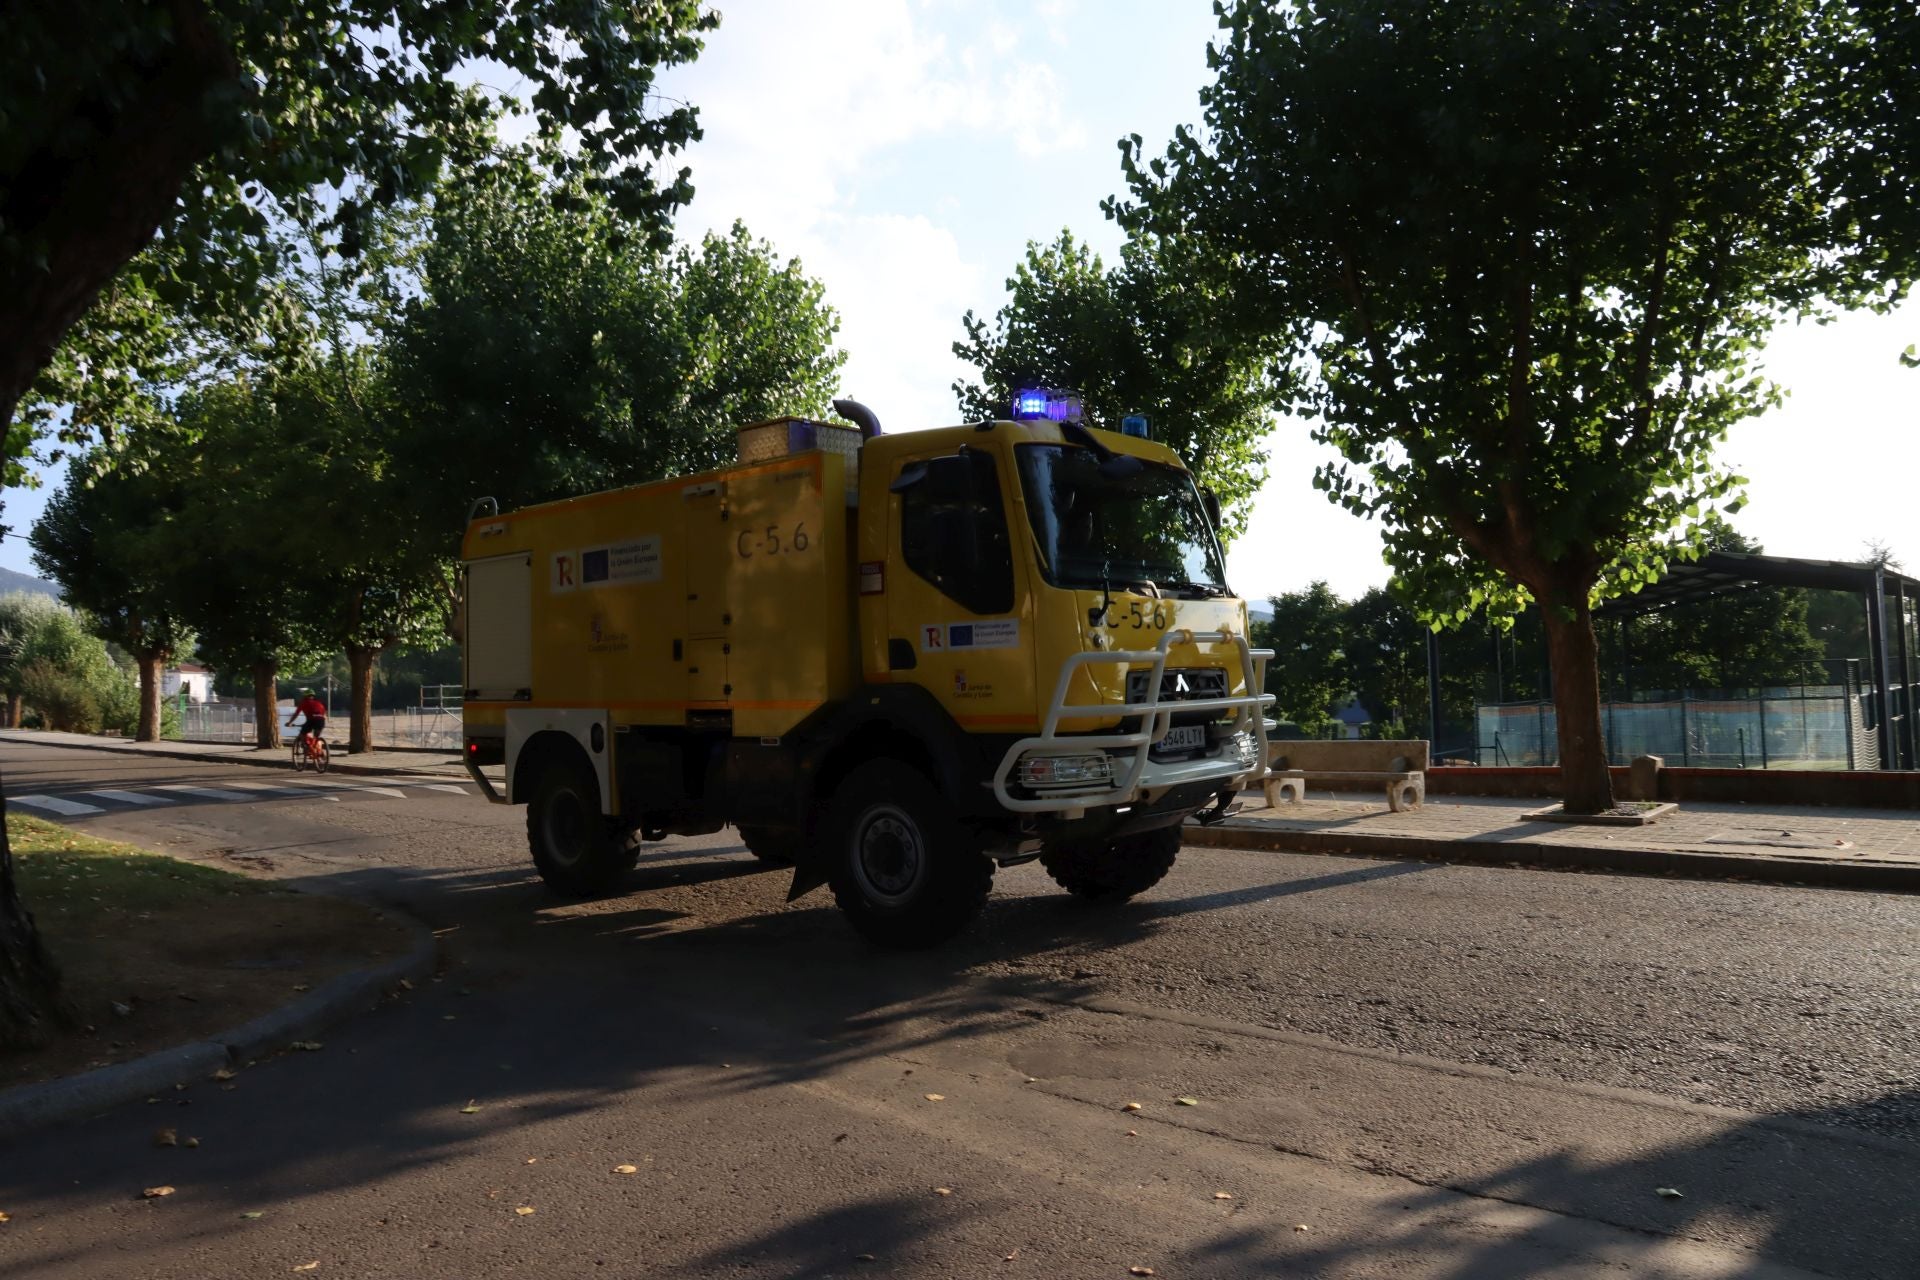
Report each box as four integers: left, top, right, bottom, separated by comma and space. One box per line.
19, 659, 104, 733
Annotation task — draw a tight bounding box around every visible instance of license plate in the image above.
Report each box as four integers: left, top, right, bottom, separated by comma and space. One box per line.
1155, 725, 1205, 753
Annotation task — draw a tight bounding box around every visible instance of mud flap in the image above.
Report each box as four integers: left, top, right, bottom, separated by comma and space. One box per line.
786, 857, 831, 902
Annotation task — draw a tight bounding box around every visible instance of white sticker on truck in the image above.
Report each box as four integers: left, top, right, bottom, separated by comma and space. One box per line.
922, 619, 1019, 651
582, 537, 662, 587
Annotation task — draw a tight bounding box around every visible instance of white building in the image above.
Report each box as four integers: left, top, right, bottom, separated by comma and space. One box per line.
161, 662, 214, 704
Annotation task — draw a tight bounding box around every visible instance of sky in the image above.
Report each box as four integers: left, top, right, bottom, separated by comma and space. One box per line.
3, 0, 1915, 600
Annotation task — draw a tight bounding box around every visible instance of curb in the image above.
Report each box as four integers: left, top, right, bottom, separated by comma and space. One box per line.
1184, 820, 1920, 893
0, 730, 470, 780
0, 913, 437, 1144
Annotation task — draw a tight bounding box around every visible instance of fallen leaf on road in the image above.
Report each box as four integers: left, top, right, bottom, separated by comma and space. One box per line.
1122, 1102, 1143, 1112
613, 1164, 638, 1175
1656, 1187, 1685, 1199
212, 1068, 236, 1081
1293, 1224, 1310, 1232
1003, 1248, 1018, 1261
514, 1206, 536, 1216
460, 1100, 481, 1114
290, 1041, 323, 1052
398, 978, 414, 991
1213, 1192, 1234, 1200
923, 1093, 945, 1102
1125, 1129, 1138, 1137
0, 1210, 11, 1223
442, 1015, 457, 1022
1130, 1268, 1156, 1276
525, 1158, 538, 1165
142, 1186, 175, 1199
292, 1263, 319, 1272
184, 1137, 200, 1149
933, 1187, 952, 1196
854, 1254, 876, 1262
1175, 1096, 1199, 1107
833, 1133, 848, 1143
154, 1128, 178, 1147
240, 1211, 265, 1220
291, 984, 310, 993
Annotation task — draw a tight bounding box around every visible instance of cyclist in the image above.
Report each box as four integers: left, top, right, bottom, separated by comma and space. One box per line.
286, 688, 328, 754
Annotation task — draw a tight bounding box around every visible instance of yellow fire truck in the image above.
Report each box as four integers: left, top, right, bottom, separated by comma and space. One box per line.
459, 395, 1272, 946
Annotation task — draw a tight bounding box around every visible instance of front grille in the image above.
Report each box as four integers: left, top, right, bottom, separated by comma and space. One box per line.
1126, 667, 1228, 705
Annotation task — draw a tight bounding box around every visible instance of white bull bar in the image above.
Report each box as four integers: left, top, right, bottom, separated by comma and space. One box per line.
991, 628, 1275, 815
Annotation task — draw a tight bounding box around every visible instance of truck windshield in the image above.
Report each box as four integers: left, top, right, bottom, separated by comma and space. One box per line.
1014, 443, 1229, 597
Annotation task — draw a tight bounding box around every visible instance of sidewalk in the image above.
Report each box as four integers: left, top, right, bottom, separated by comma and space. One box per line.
0, 728, 479, 780
1191, 790, 1920, 892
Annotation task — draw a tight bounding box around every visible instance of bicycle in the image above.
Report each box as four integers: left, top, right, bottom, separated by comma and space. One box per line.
290, 730, 331, 773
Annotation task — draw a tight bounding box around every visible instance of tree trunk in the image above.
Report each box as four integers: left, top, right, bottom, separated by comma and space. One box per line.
1541, 601, 1615, 814
1, 694, 15, 729
0, 769, 72, 1049
251, 662, 281, 750
136, 649, 165, 742
347, 646, 378, 754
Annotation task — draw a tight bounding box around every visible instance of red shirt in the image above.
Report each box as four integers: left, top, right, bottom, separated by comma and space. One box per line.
295, 696, 327, 719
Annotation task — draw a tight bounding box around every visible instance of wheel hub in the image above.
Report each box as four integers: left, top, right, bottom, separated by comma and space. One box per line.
853, 806, 925, 904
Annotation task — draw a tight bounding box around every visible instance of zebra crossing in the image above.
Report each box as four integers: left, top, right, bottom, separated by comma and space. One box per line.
7, 775, 473, 818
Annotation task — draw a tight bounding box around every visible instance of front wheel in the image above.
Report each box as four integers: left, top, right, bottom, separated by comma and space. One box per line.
824, 762, 993, 948
290, 740, 307, 772
526, 756, 638, 896
1040, 825, 1180, 902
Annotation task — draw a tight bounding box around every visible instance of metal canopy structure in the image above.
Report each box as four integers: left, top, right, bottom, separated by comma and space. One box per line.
1597, 551, 1920, 770
1424, 551, 1920, 770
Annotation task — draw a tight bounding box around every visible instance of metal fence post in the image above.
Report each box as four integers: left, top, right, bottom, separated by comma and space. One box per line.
1680, 693, 1690, 767
1758, 692, 1769, 770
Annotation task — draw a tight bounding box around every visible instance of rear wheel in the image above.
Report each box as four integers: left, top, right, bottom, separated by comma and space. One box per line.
736, 825, 798, 867
313, 740, 330, 773
527, 755, 638, 896
1040, 825, 1180, 902
825, 761, 993, 948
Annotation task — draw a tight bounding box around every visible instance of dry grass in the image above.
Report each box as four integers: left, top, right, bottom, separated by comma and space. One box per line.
4, 813, 411, 1088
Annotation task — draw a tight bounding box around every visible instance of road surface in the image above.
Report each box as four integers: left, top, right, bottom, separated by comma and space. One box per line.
2, 740, 1916, 1278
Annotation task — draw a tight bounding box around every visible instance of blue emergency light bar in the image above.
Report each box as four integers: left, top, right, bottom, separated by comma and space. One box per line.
1119, 415, 1150, 439
1012, 388, 1083, 423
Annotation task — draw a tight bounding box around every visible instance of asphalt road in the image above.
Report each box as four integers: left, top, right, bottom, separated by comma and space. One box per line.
2, 740, 1917, 1278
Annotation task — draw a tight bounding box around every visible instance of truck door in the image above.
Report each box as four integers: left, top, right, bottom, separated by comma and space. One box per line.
464, 553, 532, 702
682, 481, 730, 705
886, 447, 1034, 728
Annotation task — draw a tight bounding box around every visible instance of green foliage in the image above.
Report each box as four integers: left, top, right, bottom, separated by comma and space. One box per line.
2, 0, 717, 514
1253, 581, 1348, 737
0, 600, 141, 734
953, 230, 1281, 541
387, 166, 846, 522
29, 451, 196, 664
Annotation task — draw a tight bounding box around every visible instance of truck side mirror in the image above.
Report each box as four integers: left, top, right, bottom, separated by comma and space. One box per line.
1201, 488, 1222, 530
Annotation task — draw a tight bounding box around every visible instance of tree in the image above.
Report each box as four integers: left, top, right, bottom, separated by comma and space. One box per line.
1, 0, 718, 438
1, 0, 721, 1054
386, 166, 846, 521
1117, 0, 1919, 812
953, 230, 1281, 539
29, 451, 196, 741
1342, 588, 1426, 738
1255, 581, 1348, 737
0, 592, 64, 727
164, 381, 333, 749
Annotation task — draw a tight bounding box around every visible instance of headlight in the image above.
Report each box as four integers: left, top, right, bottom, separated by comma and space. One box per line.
1229, 732, 1260, 768
1017, 751, 1114, 789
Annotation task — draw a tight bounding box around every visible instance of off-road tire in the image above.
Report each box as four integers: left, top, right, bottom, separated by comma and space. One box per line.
824, 761, 993, 948
527, 756, 638, 896
1040, 825, 1180, 902
737, 825, 799, 867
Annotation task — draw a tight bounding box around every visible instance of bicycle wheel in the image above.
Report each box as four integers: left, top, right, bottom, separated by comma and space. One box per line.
313, 740, 330, 773
291, 740, 306, 772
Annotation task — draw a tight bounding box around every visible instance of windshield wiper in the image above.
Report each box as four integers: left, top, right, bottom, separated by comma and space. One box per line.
1165, 581, 1230, 598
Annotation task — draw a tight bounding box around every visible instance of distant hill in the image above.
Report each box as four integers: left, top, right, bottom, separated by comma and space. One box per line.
0, 567, 60, 600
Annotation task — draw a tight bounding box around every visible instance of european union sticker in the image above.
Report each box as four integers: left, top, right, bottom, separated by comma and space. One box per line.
942, 620, 1019, 650
948, 624, 974, 648
581, 548, 610, 584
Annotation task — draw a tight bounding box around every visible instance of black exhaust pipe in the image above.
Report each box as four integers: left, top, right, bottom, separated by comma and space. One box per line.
833, 398, 882, 440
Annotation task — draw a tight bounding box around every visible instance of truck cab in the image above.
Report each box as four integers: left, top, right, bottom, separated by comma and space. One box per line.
460, 397, 1271, 946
